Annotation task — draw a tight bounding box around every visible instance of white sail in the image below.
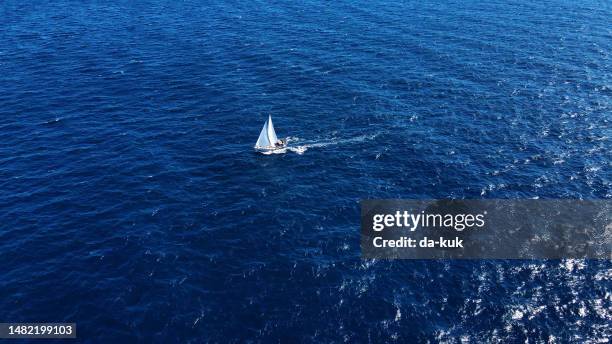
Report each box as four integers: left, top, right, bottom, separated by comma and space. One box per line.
255, 115, 280, 148
255, 118, 271, 148
267, 115, 278, 144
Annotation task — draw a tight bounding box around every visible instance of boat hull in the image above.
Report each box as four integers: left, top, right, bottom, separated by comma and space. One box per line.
254, 143, 287, 153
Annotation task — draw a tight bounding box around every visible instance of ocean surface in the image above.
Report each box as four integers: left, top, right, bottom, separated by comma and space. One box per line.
1, 0, 610, 342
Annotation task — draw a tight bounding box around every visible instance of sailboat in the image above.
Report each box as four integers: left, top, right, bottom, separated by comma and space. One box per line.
254, 115, 286, 152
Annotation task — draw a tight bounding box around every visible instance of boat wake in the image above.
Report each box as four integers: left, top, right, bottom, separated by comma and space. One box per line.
267, 134, 379, 155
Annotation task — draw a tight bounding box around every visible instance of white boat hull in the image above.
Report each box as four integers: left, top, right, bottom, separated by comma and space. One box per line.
254, 142, 287, 153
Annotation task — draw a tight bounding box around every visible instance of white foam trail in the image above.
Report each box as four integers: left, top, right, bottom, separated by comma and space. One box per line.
286, 134, 379, 155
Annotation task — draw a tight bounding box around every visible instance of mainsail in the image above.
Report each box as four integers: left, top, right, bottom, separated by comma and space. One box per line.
267, 115, 278, 144
255, 115, 278, 148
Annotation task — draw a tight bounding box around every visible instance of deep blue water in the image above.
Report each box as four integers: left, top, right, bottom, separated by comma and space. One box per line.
1, 0, 611, 342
